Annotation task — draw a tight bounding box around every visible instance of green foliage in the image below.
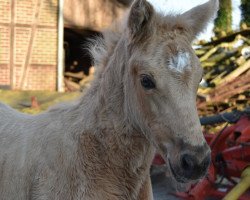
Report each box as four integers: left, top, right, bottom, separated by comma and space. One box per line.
214, 0, 232, 35
240, 0, 250, 27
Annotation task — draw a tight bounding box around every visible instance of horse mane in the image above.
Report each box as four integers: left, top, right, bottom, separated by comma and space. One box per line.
87, 17, 127, 69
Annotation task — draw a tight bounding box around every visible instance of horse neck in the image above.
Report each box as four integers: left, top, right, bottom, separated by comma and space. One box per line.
82, 41, 126, 125
77, 39, 149, 145
77, 77, 154, 174
60, 40, 156, 178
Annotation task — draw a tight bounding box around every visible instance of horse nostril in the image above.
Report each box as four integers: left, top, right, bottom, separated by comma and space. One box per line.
201, 154, 211, 170
181, 154, 196, 172
180, 153, 211, 180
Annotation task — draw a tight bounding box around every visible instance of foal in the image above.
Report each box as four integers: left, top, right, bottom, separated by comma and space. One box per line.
0, 0, 218, 199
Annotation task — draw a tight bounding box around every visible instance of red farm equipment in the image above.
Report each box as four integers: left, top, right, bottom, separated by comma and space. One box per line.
153, 107, 250, 200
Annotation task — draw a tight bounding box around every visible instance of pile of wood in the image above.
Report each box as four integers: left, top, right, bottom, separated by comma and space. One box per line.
64, 66, 95, 92
196, 29, 250, 116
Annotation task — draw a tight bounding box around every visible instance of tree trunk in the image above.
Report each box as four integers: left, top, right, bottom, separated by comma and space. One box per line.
214, 0, 232, 36
240, 0, 250, 27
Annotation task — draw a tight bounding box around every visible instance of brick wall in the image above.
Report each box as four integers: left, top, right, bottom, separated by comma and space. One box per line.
0, 0, 58, 91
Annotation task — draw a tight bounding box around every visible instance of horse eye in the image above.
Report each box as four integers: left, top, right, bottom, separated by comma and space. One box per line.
140, 74, 156, 89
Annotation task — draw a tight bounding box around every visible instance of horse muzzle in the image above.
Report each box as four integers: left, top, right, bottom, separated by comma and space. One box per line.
162, 141, 211, 183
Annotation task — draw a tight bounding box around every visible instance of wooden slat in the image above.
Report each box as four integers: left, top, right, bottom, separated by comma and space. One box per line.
19, 0, 42, 89
0, 22, 56, 29
30, 64, 56, 67
10, 0, 15, 89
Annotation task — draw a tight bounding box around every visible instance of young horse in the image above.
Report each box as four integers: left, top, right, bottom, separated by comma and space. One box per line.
0, 0, 218, 199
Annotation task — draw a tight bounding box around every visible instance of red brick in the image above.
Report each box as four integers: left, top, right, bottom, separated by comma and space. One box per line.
0, 0, 58, 90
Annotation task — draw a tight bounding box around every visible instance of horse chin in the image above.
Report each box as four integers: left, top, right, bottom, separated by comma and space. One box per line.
168, 159, 190, 184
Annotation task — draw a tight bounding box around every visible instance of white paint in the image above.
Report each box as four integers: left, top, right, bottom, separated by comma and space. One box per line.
57, 0, 64, 92
169, 52, 190, 72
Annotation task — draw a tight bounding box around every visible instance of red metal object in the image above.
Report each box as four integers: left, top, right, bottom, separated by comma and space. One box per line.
177, 116, 250, 200
153, 154, 165, 165
153, 115, 250, 199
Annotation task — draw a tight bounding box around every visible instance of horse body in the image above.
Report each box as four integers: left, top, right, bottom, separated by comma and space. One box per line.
0, 0, 218, 199
0, 102, 77, 199
0, 92, 154, 199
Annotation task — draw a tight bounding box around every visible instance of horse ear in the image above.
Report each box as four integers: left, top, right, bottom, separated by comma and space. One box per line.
128, 0, 155, 41
181, 0, 219, 40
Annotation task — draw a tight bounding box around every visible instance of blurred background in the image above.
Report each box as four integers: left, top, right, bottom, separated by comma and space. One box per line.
0, 0, 249, 118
